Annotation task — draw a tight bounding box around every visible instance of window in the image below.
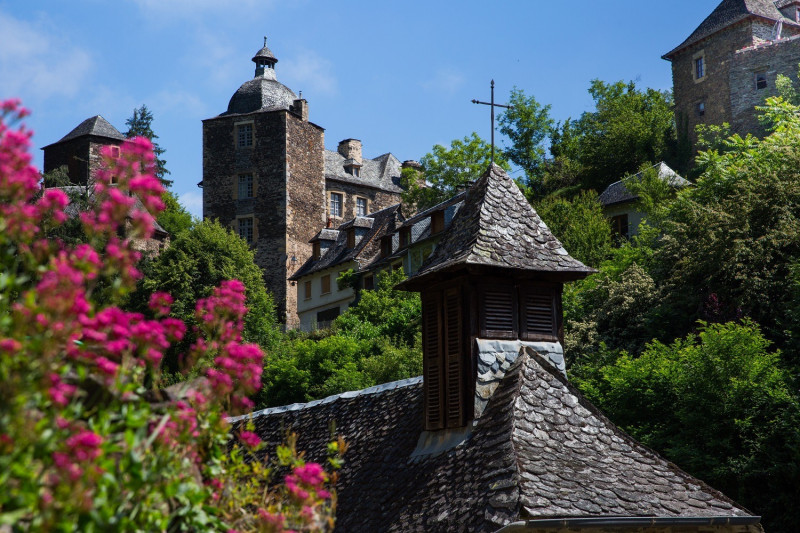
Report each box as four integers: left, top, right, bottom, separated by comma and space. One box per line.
330, 192, 343, 218
312, 242, 321, 260
316, 307, 340, 327
238, 173, 253, 199
363, 274, 374, 291
237, 123, 253, 148
431, 211, 445, 234
109, 146, 120, 158
400, 227, 410, 247
695, 56, 705, 79
321, 274, 331, 295
696, 101, 705, 117
610, 214, 629, 240
796, 6, 800, 22
346, 228, 355, 249
238, 217, 254, 244
356, 197, 368, 217
346, 165, 360, 177
755, 71, 767, 90
380, 236, 391, 258
304, 280, 312, 300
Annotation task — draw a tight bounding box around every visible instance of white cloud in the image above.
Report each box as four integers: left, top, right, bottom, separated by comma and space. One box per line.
281, 49, 338, 97
0, 10, 92, 101
178, 190, 203, 218
421, 68, 465, 95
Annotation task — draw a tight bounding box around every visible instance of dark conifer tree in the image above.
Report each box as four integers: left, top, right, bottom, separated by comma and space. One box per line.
125, 105, 172, 187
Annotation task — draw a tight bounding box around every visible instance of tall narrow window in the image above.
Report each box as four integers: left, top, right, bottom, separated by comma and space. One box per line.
346, 228, 355, 249
330, 192, 343, 217
696, 101, 705, 117
304, 280, 312, 300
237, 123, 253, 148
238, 173, 254, 199
755, 71, 767, 90
238, 217, 254, 244
431, 211, 445, 234
356, 197, 367, 217
321, 274, 331, 295
695, 57, 705, 79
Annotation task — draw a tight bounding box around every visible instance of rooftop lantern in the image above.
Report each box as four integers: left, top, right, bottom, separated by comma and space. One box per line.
253, 36, 278, 78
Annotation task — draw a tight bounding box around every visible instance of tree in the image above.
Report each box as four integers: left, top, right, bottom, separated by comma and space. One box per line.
132, 219, 278, 374
402, 133, 510, 212
157, 189, 194, 237
498, 87, 554, 189
548, 80, 682, 193
125, 105, 171, 187
571, 321, 800, 533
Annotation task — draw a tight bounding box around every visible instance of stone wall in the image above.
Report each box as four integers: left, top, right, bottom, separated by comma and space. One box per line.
730, 35, 800, 136
285, 112, 326, 327
670, 22, 754, 148
44, 137, 123, 185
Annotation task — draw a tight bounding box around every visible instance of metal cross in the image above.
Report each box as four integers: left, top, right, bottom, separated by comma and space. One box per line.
471, 80, 511, 165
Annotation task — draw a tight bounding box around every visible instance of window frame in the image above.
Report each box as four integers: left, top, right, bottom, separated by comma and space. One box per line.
238, 173, 254, 199
329, 192, 343, 218
356, 197, 368, 217
695, 56, 705, 80
236, 122, 254, 148
238, 217, 254, 244
755, 71, 767, 90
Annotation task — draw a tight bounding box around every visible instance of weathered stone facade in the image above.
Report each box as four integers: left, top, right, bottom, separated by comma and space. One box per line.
42, 116, 125, 185
665, 1, 800, 149
202, 41, 403, 326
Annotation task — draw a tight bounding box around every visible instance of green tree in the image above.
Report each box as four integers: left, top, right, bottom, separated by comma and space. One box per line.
549, 80, 681, 193
132, 219, 278, 374
125, 105, 171, 187
157, 189, 194, 237
571, 321, 800, 533
403, 133, 510, 212
498, 87, 554, 189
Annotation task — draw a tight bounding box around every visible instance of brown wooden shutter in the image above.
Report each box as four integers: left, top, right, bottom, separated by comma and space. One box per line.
519, 284, 557, 341
479, 284, 517, 339
443, 287, 465, 428
422, 292, 444, 430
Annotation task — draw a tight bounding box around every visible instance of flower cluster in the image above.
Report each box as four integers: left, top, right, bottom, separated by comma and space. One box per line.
0, 99, 336, 532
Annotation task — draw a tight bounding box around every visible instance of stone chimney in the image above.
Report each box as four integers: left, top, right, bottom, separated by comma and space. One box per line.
291, 99, 309, 121
337, 139, 362, 165
402, 160, 422, 170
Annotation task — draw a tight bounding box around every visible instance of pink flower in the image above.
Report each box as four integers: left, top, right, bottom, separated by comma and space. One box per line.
149, 292, 173, 316
239, 430, 261, 449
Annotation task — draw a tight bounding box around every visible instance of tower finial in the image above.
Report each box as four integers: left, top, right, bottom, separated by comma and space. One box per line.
264, 36, 267, 47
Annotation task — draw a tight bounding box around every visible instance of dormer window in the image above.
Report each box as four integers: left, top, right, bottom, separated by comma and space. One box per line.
312, 242, 321, 260
380, 236, 391, 258
431, 211, 445, 234
346, 166, 360, 177
346, 228, 355, 249
400, 227, 411, 247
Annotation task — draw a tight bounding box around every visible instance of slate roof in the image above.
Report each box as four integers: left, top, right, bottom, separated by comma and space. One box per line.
45, 116, 125, 147
289, 204, 402, 280
232, 350, 755, 532
325, 150, 403, 194
664, 0, 800, 58
398, 164, 595, 290
224, 76, 298, 115
598, 162, 692, 207
252, 43, 277, 63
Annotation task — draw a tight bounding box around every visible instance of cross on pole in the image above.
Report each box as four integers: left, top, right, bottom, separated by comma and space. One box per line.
471, 80, 511, 165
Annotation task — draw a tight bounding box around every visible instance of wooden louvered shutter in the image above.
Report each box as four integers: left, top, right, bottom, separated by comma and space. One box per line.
422, 292, 444, 430
519, 284, 557, 341
479, 284, 517, 339
443, 287, 465, 428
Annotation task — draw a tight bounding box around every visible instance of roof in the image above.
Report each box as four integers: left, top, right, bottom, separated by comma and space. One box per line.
232, 349, 754, 531
309, 228, 340, 243
325, 150, 403, 194
398, 164, 595, 289
289, 203, 402, 280
598, 162, 692, 208
44, 116, 125, 147
223, 75, 298, 115
252, 43, 277, 64
664, 0, 800, 58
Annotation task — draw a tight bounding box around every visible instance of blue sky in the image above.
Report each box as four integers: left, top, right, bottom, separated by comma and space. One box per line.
0, 0, 716, 217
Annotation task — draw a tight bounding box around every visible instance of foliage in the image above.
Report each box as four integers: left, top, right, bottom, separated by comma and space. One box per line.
0, 99, 335, 531
257, 269, 422, 408
125, 104, 171, 187
403, 133, 510, 212
571, 321, 800, 532
497, 87, 554, 189
157, 189, 194, 237
132, 218, 278, 374
547, 80, 682, 193
533, 190, 612, 268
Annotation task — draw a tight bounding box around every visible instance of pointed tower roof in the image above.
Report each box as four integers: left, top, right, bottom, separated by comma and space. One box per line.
663, 0, 799, 59
45, 115, 125, 147
398, 164, 594, 290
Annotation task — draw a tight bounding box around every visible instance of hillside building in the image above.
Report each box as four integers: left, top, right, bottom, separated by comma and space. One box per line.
664, 0, 800, 149
200, 39, 403, 325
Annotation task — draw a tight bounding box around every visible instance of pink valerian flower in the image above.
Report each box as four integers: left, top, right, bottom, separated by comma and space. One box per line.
48, 374, 77, 407
65, 430, 104, 462
149, 291, 173, 316
0, 338, 21, 352
284, 462, 331, 503
239, 430, 261, 449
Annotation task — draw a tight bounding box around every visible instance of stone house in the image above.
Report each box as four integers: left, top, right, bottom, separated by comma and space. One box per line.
232, 166, 761, 532
200, 39, 403, 326
41, 116, 169, 253
664, 0, 800, 149
598, 162, 691, 239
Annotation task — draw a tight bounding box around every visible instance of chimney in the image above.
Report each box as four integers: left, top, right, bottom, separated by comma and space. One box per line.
402, 160, 422, 170
291, 99, 309, 122
337, 139, 362, 165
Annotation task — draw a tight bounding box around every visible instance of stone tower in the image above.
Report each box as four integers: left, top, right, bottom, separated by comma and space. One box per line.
202, 38, 326, 325
664, 0, 800, 150
42, 115, 126, 185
